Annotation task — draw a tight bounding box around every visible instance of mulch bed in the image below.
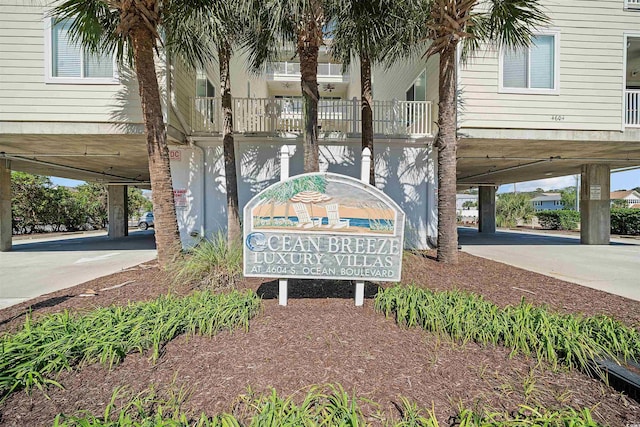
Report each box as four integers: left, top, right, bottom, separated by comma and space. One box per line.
1, 252, 639, 426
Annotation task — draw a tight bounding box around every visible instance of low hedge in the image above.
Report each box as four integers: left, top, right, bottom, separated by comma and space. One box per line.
536, 210, 580, 230
536, 209, 640, 235
610, 208, 640, 235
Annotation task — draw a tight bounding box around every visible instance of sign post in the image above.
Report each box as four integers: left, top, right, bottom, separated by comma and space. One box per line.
245, 148, 405, 307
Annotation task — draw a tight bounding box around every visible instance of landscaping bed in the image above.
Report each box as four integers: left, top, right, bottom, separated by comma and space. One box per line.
1, 252, 639, 426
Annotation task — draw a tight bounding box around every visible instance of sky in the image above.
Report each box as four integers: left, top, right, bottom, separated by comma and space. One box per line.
497, 168, 640, 193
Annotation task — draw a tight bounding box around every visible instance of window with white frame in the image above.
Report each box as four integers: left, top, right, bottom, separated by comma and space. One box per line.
45, 18, 117, 83
500, 32, 559, 94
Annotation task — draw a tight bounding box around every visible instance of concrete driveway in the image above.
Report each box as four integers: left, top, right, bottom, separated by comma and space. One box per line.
458, 227, 640, 302
0, 230, 157, 309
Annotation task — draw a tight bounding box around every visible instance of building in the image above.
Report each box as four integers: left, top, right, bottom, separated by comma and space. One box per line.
530, 193, 564, 212
1, 0, 640, 251
610, 190, 640, 208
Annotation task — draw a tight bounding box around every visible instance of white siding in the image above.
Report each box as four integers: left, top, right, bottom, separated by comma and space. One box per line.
459, 0, 640, 131
230, 53, 269, 98
0, 1, 143, 125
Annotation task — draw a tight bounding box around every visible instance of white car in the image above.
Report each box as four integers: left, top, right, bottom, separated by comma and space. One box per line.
138, 212, 154, 230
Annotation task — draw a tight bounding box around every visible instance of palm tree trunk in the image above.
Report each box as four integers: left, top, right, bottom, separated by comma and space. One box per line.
298, 34, 320, 172
360, 52, 375, 186
130, 26, 181, 267
219, 42, 241, 244
436, 46, 458, 264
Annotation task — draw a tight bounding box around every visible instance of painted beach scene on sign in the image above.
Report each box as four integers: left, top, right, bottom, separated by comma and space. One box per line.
251, 174, 396, 235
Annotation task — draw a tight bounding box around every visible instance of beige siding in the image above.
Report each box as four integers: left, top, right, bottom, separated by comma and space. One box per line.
230, 53, 269, 98
371, 54, 427, 101
459, 0, 640, 131
0, 1, 143, 125
169, 56, 195, 133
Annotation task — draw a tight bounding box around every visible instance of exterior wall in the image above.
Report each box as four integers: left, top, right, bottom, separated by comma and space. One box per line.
372, 54, 427, 101
168, 56, 195, 134
532, 200, 563, 211
170, 139, 436, 249
0, 1, 143, 126
229, 54, 269, 98
459, 0, 640, 131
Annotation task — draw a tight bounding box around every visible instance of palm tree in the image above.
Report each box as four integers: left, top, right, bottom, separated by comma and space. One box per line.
199, 4, 245, 244
244, 0, 341, 172
50, 0, 220, 266
331, 0, 396, 186
387, 0, 548, 263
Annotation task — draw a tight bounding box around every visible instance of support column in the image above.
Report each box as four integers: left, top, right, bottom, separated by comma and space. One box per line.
580, 164, 610, 245
478, 186, 496, 233
0, 160, 11, 251
107, 185, 128, 238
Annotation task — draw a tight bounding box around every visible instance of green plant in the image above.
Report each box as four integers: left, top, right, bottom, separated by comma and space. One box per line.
610, 208, 640, 235
0, 290, 260, 401
374, 286, 640, 372
171, 234, 243, 290
53, 385, 607, 427
496, 193, 535, 228
536, 210, 581, 230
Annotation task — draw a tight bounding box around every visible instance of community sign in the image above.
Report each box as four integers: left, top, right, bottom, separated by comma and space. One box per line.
243, 172, 405, 281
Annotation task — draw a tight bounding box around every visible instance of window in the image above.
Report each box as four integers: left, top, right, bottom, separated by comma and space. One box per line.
196, 70, 215, 98
500, 32, 559, 94
45, 18, 117, 83
406, 70, 426, 102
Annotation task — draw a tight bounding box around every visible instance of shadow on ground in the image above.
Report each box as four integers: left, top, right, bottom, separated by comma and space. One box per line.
256, 279, 379, 300
10, 230, 157, 253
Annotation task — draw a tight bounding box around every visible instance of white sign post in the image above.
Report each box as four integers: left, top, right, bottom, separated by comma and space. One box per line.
279, 146, 290, 306
355, 148, 372, 306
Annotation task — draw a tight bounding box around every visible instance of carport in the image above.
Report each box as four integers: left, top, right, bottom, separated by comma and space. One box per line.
0, 132, 152, 251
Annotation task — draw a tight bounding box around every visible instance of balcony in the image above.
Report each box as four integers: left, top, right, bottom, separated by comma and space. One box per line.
625, 0, 640, 9
626, 90, 640, 127
266, 61, 349, 83
191, 97, 433, 137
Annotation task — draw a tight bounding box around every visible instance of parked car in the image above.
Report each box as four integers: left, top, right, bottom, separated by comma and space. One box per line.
138, 212, 154, 230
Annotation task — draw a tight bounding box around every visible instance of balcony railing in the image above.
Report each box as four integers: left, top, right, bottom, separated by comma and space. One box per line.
625, 0, 640, 9
266, 61, 346, 78
626, 90, 640, 127
191, 97, 433, 137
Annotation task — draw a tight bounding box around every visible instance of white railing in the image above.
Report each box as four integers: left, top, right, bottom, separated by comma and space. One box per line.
191, 97, 433, 137
626, 90, 640, 127
266, 61, 346, 77
625, 0, 640, 9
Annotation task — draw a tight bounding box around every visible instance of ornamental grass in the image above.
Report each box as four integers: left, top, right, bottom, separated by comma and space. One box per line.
0, 290, 261, 401
374, 286, 640, 371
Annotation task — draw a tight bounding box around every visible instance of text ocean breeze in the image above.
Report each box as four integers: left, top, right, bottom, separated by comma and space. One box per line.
248, 235, 401, 277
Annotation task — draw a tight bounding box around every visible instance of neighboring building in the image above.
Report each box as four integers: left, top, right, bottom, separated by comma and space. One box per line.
530, 193, 564, 212
1, 0, 640, 251
610, 190, 640, 208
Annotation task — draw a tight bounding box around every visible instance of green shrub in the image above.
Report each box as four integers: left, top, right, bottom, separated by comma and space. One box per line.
610, 208, 640, 235
496, 193, 535, 228
53, 385, 605, 427
536, 210, 580, 230
0, 290, 260, 401
171, 234, 243, 290
374, 286, 640, 371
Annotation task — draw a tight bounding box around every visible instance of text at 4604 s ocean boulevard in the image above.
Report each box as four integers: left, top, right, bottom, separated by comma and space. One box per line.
244, 233, 403, 281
